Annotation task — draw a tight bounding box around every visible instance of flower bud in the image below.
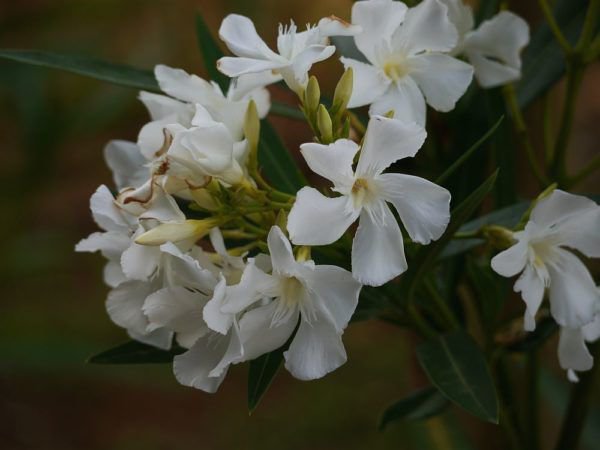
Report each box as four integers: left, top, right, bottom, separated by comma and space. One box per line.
483, 225, 515, 250
244, 100, 260, 173
317, 104, 333, 144
304, 76, 320, 116
331, 67, 353, 118
135, 219, 219, 246
190, 188, 219, 211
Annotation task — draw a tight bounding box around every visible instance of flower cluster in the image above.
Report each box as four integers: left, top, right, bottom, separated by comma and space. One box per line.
76, 0, 597, 392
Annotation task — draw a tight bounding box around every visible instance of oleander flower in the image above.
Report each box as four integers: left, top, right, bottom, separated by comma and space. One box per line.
491, 190, 600, 331
440, 0, 529, 88
288, 115, 450, 286
217, 14, 360, 94
341, 0, 473, 125
207, 226, 362, 380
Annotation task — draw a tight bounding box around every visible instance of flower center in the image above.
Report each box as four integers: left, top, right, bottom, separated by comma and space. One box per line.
280, 276, 303, 308
383, 56, 410, 81
351, 177, 376, 209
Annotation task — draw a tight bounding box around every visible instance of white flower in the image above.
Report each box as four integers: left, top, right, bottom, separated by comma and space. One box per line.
143, 228, 248, 393
559, 311, 600, 382
217, 14, 360, 94
491, 190, 600, 331
214, 226, 362, 380
440, 0, 529, 88
342, 0, 473, 125
153, 64, 276, 141
287, 116, 451, 286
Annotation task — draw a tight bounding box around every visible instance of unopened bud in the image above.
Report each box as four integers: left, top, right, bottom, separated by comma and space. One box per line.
317, 104, 333, 143
483, 225, 515, 250
304, 76, 321, 116
275, 209, 288, 235
190, 188, 218, 211
295, 246, 311, 262
244, 100, 260, 173
331, 67, 353, 117
135, 219, 219, 246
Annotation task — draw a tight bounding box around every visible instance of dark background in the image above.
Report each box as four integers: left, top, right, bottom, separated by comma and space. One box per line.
0, 0, 598, 449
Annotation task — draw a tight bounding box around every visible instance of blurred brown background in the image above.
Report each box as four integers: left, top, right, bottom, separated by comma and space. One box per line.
0, 1, 598, 449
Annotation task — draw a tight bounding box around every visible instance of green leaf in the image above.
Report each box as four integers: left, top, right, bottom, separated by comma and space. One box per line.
0, 49, 159, 91
194, 13, 229, 92
417, 331, 499, 423
379, 387, 449, 430
436, 116, 504, 185
87, 340, 185, 364
248, 345, 286, 412
259, 119, 306, 193
403, 170, 498, 301
270, 101, 305, 120
517, 0, 591, 108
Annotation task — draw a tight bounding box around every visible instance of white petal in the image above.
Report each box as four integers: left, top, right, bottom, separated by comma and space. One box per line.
75, 231, 130, 260
287, 45, 336, 92
106, 280, 155, 336
138, 188, 185, 223
352, 0, 407, 62
284, 315, 347, 380
120, 241, 161, 281
228, 72, 281, 102
558, 327, 593, 372
341, 57, 391, 108
238, 301, 298, 361
219, 14, 282, 61
352, 203, 407, 286
391, 0, 458, 56
463, 11, 529, 88
266, 226, 300, 277
299, 139, 359, 187
154, 64, 217, 105
203, 277, 233, 335
305, 265, 362, 333
137, 118, 173, 160
90, 185, 131, 232
160, 242, 218, 291
409, 54, 473, 112
288, 188, 359, 246
128, 328, 173, 350
143, 286, 209, 348
567, 369, 580, 383
103, 140, 147, 190
439, 0, 474, 38
532, 190, 600, 258
369, 77, 427, 126
547, 250, 599, 328
173, 330, 239, 393
514, 264, 545, 331
220, 259, 276, 314
490, 239, 528, 278
138, 90, 192, 122
317, 16, 362, 38
378, 173, 451, 244
103, 260, 127, 288
217, 56, 288, 78
583, 314, 600, 342
356, 115, 426, 177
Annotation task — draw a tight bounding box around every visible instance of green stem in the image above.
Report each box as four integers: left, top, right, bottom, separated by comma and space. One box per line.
537, 0, 572, 54
348, 111, 366, 137
424, 280, 460, 331
542, 94, 554, 164
502, 84, 549, 187
575, 0, 600, 52
554, 342, 600, 450
550, 65, 584, 183
525, 351, 540, 450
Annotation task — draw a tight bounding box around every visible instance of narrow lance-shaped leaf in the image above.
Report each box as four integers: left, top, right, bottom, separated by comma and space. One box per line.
194, 12, 230, 93
87, 340, 185, 364
0, 49, 159, 91
379, 387, 449, 430
259, 119, 307, 193
436, 116, 504, 185
417, 331, 499, 423
247, 344, 286, 412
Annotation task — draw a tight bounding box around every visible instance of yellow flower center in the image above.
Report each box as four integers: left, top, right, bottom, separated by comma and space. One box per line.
383, 57, 410, 81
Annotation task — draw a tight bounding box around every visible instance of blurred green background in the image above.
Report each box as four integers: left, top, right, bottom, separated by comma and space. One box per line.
0, 1, 599, 449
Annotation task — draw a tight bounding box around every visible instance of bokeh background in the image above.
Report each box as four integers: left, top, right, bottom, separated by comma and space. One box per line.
0, 1, 598, 449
